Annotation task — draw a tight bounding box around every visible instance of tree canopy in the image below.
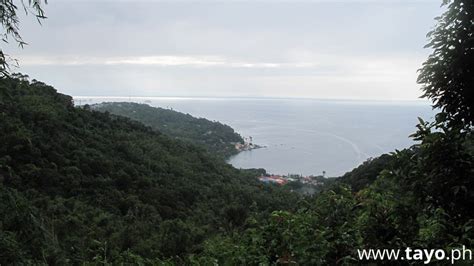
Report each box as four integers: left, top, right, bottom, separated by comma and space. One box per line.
92, 102, 244, 159
418, 0, 474, 128
0, 76, 299, 263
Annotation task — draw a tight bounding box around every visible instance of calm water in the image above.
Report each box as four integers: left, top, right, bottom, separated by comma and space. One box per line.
75, 97, 434, 177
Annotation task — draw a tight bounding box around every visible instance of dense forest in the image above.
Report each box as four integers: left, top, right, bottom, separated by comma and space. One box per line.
0, 76, 300, 264
0, 0, 473, 264
91, 102, 244, 159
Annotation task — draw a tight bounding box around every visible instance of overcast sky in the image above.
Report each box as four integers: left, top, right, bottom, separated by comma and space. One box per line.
7, 0, 442, 100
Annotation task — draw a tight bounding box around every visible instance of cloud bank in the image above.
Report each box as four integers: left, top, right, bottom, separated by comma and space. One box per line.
13, 0, 440, 100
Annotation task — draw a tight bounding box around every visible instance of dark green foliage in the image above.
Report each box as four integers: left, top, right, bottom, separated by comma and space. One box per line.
402, 117, 474, 217
413, 0, 474, 217
339, 153, 394, 191
200, 182, 413, 264
200, 160, 473, 264
418, 0, 474, 128
0, 76, 299, 263
92, 102, 244, 158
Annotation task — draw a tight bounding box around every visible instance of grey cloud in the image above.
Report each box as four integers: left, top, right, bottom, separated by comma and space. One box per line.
11, 0, 441, 100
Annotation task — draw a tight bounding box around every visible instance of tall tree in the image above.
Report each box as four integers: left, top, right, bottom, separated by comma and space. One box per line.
417, 0, 474, 128
407, 0, 474, 217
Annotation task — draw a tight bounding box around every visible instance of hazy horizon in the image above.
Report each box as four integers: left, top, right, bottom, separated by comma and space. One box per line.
73, 95, 431, 104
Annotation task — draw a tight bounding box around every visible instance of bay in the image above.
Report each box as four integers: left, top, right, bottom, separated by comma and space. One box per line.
75, 96, 434, 177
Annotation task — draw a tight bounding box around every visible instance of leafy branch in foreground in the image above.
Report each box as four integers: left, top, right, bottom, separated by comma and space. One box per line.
1, 0, 47, 77
417, 0, 474, 128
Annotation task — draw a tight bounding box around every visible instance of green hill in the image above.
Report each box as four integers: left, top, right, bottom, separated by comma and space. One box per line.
91, 102, 244, 158
338, 153, 394, 191
0, 76, 299, 264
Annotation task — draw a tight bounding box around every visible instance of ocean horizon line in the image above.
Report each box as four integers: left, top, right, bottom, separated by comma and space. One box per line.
73, 95, 431, 105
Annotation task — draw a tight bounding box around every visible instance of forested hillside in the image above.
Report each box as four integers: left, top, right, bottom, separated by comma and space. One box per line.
91, 102, 244, 158
0, 76, 300, 264
338, 153, 394, 191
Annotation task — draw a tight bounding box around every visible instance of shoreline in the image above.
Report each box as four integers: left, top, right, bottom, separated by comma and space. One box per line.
234, 142, 266, 152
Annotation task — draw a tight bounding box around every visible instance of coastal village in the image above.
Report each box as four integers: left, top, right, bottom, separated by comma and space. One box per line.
258, 174, 325, 186
234, 137, 326, 188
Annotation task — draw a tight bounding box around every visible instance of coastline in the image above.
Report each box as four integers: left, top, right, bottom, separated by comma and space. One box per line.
234, 141, 266, 152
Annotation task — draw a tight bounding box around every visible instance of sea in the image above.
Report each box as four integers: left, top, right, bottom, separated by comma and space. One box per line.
74, 96, 435, 177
